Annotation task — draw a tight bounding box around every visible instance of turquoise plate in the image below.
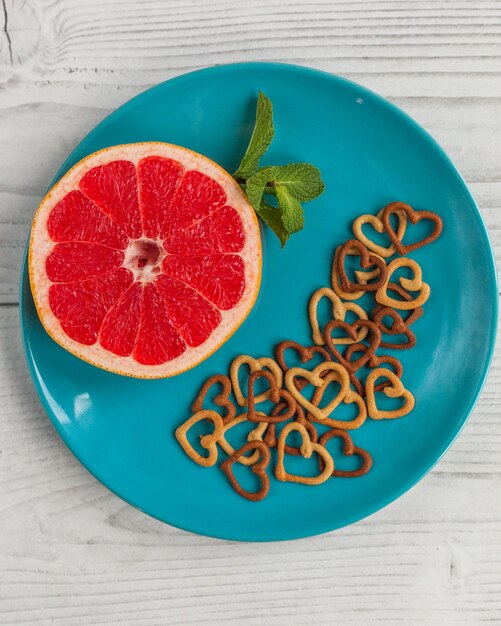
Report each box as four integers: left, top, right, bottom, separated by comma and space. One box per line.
20, 63, 498, 541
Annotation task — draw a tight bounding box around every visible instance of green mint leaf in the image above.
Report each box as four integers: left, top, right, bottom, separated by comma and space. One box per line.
275, 186, 304, 234
267, 163, 325, 202
233, 92, 274, 180
255, 201, 289, 247
244, 169, 271, 210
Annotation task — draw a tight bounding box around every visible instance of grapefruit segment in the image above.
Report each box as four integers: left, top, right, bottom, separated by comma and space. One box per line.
138, 156, 184, 239
132, 284, 186, 365
99, 283, 143, 357
162, 254, 245, 310
47, 190, 129, 249
163, 169, 226, 238
45, 242, 124, 282
29, 142, 262, 378
48, 267, 133, 345
155, 275, 221, 347
79, 160, 142, 238
164, 206, 245, 254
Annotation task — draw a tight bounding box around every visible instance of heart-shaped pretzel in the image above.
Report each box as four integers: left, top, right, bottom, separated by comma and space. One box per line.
381, 202, 443, 255
263, 403, 319, 455
221, 441, 271, 501
191, 374, 236, 424
372, 307, 416, 350
275, 422, 334, 486
318, 429, 373, 478
352, 207, 407, 257
323, 319, 382, 374
230, 355, 283, 407
376, 258, 430, 310
344, 343, 403, 393
331, 245, 365, 300
372, 282, 423, 328
218, 414, 269, 466
366, 368, 415, 419
274, 340, 331, 390
306, 371, 367, 429
175, 410, 224, 467
337, 239, 388, 294
247, 370, 297, 423
284, 362, 350, 421
308, 287, 368, 345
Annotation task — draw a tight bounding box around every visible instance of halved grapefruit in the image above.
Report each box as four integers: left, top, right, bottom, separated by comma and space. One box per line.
29, 143, 262, 378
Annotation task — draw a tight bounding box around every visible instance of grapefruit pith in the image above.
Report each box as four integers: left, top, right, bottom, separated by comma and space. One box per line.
29, 143, 262, 378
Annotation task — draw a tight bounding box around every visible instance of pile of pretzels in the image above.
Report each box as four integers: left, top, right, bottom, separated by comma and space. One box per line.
175, 202, 443, 501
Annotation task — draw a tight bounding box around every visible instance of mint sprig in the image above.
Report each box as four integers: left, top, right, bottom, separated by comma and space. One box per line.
233, 92, 325, 247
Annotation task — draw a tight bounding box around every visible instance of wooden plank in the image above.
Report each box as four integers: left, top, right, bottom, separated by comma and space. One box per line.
1, 0, 501, 102
0, 304, 500, 624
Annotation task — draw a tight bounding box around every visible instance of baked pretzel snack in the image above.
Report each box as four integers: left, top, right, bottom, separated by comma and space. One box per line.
337, 239, 388, 293
323, 319, 382, 374
366, 368, 415, 419
352, 207, 407, 257
318, 429, 373, 478
284, 362, 351, 421
230, 355, 283, 407
331, 245, 366, 300
274, 340, 331, 390
372, 307, 416, 350
381, 202, 443, 255
275, 422, 334, 486
220, 441, 271, 501
376, 257, 430, 310
175, 410, 225, 467
247, 370, 297, 423
191, 374, 236, 424
308, 287, 368, 345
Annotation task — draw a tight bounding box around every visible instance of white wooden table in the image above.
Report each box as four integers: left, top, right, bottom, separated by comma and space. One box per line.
1, 1, 500, 624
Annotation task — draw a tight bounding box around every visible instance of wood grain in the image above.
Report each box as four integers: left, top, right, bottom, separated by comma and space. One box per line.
1, 0, 500, 624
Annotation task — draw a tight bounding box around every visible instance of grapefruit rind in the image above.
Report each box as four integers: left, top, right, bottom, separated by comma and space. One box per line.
29, 142, 262, 378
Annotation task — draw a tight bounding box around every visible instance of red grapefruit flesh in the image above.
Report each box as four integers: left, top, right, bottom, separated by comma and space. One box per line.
29, 143, 262, 378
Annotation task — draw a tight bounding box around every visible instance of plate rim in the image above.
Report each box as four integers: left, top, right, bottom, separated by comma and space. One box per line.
19, 61, 499, 541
